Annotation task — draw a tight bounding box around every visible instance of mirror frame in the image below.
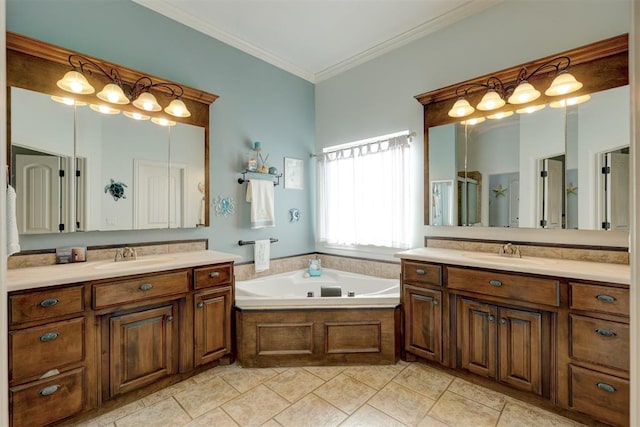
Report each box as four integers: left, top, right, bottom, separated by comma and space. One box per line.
5, 31, 218, 227
415, 34, 628, 226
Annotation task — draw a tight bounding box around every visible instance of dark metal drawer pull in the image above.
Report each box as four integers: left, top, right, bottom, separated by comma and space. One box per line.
139, 283, 153, 291
416, 268, 426, 275
209, 272, 220, 278
595, 328, 617, 338
489, 279, 503, 287
500, 318, 507, 325
197, 302, 204, 308
39, 332, 60, 342
166, 315, 174, 322
432, 300, 439, 306
39, 298, 59, 308
39, 385, 60, 396
596, 382, 616, 393
487, 315, 495, 322
596, 294, 616, 303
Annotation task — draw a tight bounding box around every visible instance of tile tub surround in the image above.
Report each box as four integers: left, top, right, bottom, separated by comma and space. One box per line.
68, 362, 587, 427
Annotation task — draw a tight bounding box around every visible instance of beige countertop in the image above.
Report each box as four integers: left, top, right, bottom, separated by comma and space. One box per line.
7, 250, 242, 292
394, 247, 630, 285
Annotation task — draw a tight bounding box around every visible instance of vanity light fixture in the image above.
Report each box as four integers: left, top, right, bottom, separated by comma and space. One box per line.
549, 94, 591, 108
151, 117, 176, 127
57, 54, 191, 118
516, 104, 546, 114
487, 111, 513, 120
123, 111, 150, 121
447, 56, 582, 118
51, 95, 87, 106
89, 104, 120, 115
460, 117, 486, 125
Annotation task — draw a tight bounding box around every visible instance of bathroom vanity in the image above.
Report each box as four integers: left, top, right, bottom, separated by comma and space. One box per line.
396, 248, 630, 426
7, 251, 239, 427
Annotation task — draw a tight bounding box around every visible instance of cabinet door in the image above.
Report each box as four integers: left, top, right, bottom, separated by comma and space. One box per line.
109, 304, 178, 397
403, 285, 442, 362
194, 286, 233, 366
498, 307, 542, 394
459, 299, 496, 378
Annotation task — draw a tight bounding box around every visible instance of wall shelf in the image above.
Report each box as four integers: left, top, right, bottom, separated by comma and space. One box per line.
237, 170, 282, 186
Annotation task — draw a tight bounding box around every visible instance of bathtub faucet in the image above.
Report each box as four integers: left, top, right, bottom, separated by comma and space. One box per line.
499, 243, 521, 258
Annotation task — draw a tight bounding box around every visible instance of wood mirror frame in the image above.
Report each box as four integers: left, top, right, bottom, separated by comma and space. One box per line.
5, 31, 218, 227
415, 34, 628, 226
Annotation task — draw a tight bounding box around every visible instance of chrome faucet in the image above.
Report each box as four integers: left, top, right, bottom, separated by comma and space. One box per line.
114, 247, 137, 262
499, 243, 521, 258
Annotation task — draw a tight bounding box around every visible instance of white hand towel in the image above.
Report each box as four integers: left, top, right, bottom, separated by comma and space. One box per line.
6, 185, 20, 256
246, 180, 275, 229
254, 239, 270, 273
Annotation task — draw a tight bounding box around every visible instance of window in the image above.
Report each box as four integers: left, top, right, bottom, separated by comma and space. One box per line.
317, 132, 413, 249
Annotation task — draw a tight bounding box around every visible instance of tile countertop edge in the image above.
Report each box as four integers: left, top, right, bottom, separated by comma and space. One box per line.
394, 248, 630, 285
7, 250, 243, 292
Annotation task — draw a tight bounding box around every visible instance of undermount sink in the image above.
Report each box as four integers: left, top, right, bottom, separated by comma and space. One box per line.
93, 256, 177, 270
463, 252, 554, 266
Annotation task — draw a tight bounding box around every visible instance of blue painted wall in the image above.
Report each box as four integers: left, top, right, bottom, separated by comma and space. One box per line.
7, 0, 316, 260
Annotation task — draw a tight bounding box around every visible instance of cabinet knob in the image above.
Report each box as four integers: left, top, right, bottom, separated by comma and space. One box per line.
166, 315, 174, 322
595, 328, 617, 338
416, 268, 426, 275
487, 315, 495, 322
39, 298, 59, 308
209, 272, 220, 278
596, 382, 616, 393
596, 294, 616, 303
432, 299, 439, 306
39, 385, 60, 396
488, 279, 503, 287
139, 283, 153, 291
500, 318, 507, 325
39, 332, 60, 342
197, 302, 204, 308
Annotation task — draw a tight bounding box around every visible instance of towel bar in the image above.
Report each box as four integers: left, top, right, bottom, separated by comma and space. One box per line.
238, 170, 282, 186
238, 238, 278, 246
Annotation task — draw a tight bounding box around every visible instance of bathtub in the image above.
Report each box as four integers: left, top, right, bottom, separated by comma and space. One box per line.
235, 268, 401, 368
235, 268, 399, 309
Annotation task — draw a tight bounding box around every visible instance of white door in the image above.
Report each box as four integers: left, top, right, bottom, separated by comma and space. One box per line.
15, 154, 65, 234
508, 178, 519, 228
134, 160, 186, 229
542, 159, 563, 229
607, 152, 629, 231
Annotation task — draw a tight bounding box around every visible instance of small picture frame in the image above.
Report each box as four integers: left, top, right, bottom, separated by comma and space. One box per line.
284, 157, 304, 190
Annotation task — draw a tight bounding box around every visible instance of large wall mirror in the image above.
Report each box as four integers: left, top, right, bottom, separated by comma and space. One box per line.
6, 32, 217, 234
418, 35, 629, 232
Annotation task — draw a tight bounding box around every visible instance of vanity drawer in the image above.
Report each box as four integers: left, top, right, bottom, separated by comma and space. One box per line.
569, 283, 629, 317
447, 267, 559, 307
402, 262, 442, 287
10, 285, 84, 325
570, 314, 629, 371
194, 263, 233, 289
569, 364, 629, 427
10, 367, 85, 427
10, 317, 85, 382
93, 271, 189, 309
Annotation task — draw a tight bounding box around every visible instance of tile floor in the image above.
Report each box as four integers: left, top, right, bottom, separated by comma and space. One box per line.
73, 361, 585, 427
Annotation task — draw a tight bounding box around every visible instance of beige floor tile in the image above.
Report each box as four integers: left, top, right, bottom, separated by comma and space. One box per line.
447, 378, 507, 411
428, 391, 500, 427
141, 378, 197, 406
368, 382, 435, 426
497, 401, 585, 427
275, 393, 347, 427
392, 364, 454, 400
303, 365, 347, 381
72, 401, 145, 427
342, 364, 405, 390
222, 384, 290, 426
173, 376, 240, 419
184, 408, 239, 427
191, 363, 243, 384
340, 404, 408, 427
313, 374, 377, 414
416, 415, 450, 427
114, 398, 190, 427
264, 368, 326, 402
220, 367, 279, 393
261, 420, 284, 427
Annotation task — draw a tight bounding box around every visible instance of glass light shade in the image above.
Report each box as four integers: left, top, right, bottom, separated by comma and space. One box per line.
89, 104, 120, 115
549, 94, 591, 108
57, 71, 95, 94
51, 96, 87, 106
487, 111, 514, 120
507, 81, 541, 104
476, 90, 505, 111
545, 72, 583, 96
460, 117, 486, 125
132, 92, 162, 112
151, 117, 176, 127
123, 111, 150, 121
448, 98, 475, 118
516, 104, 546, 114
164, 99, 191, 117
97, 83, 130, 104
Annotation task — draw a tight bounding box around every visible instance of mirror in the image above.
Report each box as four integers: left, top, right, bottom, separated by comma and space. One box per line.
428, 85, 629, 230
10, 87, 206, 233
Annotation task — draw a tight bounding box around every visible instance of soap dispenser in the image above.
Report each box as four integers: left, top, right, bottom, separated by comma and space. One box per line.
308, 259, 322, 277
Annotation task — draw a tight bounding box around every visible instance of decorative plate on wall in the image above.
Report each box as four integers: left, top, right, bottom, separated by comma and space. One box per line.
214, 196, 235, 217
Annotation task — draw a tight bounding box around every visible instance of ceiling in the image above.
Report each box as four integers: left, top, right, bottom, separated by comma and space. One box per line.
133, 0, 501, 83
